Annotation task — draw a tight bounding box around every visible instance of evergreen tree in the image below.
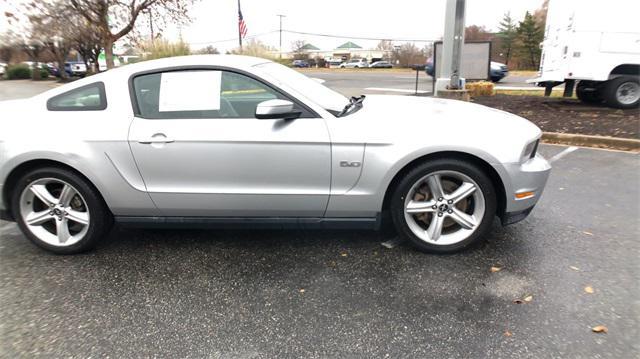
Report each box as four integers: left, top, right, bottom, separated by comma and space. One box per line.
517, 11, 544, 69
497, 12, 517, 65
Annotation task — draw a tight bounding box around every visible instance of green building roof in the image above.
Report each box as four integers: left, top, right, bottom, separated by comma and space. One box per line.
336, 41, 362, 49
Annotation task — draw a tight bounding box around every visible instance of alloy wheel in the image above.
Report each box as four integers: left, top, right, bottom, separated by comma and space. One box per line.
403, 170, 485, 245
19, 178, 90, 247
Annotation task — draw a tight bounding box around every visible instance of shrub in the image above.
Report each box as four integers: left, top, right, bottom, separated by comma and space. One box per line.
466, 81, 494, 97
140, 39, 191, 60
39, 66, 49, 79
5, 64, 31, 80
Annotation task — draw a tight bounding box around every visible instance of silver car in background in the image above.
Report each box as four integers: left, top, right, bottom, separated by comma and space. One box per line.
0, 55, 551, 254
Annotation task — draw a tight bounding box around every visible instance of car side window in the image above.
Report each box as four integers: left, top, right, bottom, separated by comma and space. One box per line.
47, 82, 107, 111
132, 70, 301, 119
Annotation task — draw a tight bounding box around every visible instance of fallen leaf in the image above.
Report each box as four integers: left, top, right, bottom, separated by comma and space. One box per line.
582, 231, 594, 236
584, 286, 594, 294
504, 330, 512, 337
340, 253, 348, 257
299, 288, 305, 293
592, 325, 608, 333
490, 266, 503, 273
523, 295, 533, 302
569, 266, 580, 271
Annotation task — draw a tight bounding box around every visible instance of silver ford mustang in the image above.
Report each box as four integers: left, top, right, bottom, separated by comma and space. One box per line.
0, 55, 551, 254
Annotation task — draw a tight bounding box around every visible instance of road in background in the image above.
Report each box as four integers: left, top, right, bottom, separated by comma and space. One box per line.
302, 70, 543, 97
0, 70, 541, 100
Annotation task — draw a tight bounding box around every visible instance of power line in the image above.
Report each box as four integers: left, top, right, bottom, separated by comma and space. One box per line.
184, 29, 436, 47
282, 29, 437, 43
186, 30, 278, 46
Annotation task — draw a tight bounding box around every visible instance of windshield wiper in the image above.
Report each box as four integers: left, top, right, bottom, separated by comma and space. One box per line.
337, 95, 365, 117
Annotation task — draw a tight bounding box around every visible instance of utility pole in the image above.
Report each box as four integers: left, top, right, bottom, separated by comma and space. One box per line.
449, 0, 466, 89
277, 14, 286, 59
435, 0, 468, 98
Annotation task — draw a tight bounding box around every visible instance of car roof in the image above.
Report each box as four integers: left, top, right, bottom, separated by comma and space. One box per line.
111, 55, 272, 76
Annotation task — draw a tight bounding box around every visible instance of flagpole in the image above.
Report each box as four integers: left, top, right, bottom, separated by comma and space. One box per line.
238, 0, 243, 53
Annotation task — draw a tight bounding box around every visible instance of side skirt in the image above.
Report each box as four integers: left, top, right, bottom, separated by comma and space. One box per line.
114, 215, 381, 230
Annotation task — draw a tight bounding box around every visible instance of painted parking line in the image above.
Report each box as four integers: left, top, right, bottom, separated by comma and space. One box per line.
365, 87, 431, 94
548, 146, 579, 163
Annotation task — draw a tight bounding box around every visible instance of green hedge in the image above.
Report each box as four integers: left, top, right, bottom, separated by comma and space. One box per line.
5, 64, 31, 79
39, 66, 49, 79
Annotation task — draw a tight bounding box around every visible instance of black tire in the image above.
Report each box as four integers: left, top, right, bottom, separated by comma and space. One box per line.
603, 76, 640, 109
576, 81, 602, 104
11, 167, 112, 254
390, 158, 497, 254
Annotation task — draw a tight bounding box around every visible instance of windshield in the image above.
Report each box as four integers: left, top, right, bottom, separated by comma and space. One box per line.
254, 62, 348, 112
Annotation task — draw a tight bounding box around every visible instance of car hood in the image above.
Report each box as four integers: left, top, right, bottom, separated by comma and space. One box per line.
329, 95, 541, 163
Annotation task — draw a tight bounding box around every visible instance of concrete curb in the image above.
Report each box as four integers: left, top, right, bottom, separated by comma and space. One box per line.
542, 132, 640, 152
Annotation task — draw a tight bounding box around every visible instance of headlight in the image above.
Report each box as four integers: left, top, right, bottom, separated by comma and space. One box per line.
521, 139, 539, 162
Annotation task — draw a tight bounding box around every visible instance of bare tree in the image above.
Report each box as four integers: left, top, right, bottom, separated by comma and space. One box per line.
21, 41, 45, 80
70, 0, 195, 69
0, 32, 19, 63
291, 40, 308, 60
376, 39, 394, 60
392, 43, 427, 68
29, 2, 77, 80
464, 25, 492, 41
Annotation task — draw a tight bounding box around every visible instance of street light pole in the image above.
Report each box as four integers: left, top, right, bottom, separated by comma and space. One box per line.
277, 14, 286, 59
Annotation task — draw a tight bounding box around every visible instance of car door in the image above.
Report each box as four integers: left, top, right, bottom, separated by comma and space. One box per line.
128, 68, 331, 217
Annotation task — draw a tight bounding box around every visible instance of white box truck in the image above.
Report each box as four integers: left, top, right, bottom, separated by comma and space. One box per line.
530, 0, 640, 108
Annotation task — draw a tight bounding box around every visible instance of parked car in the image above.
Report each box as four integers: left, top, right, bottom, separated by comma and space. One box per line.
65, 62, 87, 77
292, 59, 310, 68
326, 58, 344, 68
0, 62, 6, 77
47, 62, 88, 78
0, 55, 550, 254
369, 61, 393, 69
340, 58, 369, 68
490, 61, 509, 82
425, 57, 434, 76
426, 58, 508, 82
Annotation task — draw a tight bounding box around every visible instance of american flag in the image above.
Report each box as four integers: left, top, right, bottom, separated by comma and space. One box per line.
238, 0, 248, 39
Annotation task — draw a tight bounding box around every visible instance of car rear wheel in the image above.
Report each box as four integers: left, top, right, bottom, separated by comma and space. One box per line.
390, 159, 497, 253
604, 77, 640, 109
11, 167, 112, 254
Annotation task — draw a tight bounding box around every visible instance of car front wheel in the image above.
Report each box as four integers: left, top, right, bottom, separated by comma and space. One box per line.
390, 159, 497, 253
11, 167, 112, 254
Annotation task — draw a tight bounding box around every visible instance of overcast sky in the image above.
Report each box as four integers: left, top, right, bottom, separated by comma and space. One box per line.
1, 0, 545, 52
168, 0, 545, 52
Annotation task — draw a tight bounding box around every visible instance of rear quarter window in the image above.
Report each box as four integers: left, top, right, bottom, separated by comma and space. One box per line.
47, 82, 107, 111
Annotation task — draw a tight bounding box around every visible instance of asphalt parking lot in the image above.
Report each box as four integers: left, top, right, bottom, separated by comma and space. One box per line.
1, 79, 639, 358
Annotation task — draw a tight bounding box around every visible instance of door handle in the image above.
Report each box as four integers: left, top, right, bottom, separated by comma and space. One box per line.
138, 133, 174, 144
